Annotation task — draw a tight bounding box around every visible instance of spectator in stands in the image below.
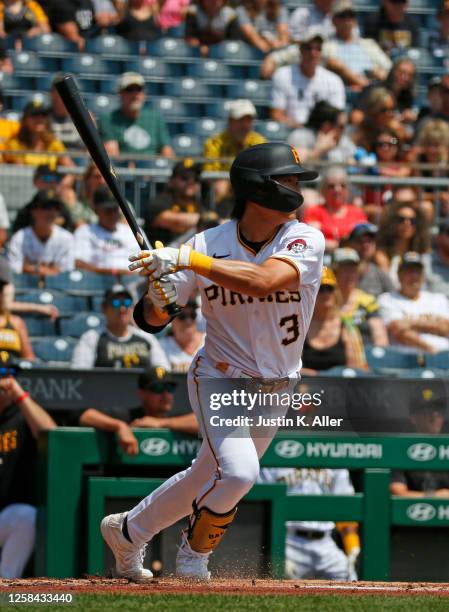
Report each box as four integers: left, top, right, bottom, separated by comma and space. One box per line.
383, 58, 417, 124
48, 76, 83, 152
203, 99, 265, 209
303, 166, 367, 251
388, 185, 434, 226
391, 393, 449, 497
0, 38, 13, 74
185, 0, 239, 55
98, 72, 174, 160
321, 0, 391, 91
378, 252, 449, 353
0, 0, 50, 44
362, 0, 418, 54
150, 0, 190, 32
79, 366, 198, 455
301, 267, 367, 375
270, 29, 346, 128
45, 0, 99, 51
417, 77, 443, 124
147, 159, 202, 246
376, 202, 431, 284
74, 186, 137, 275
159, 299, 204, 373
427, 220, 449, 298
71, 285, 170, 369
0, 356, 56, 577
429, 0, 449, 63
288, 101, 355, 165
289, 0, 336, 42
0, 262, 34, 360
0, 191, 9, 249
348, 222, 394, 296
8, 189, 75, 276
116, 0, 161, 41
236, 0, 289, 54
333, 247, 388, 346
92, 0, 121, 29
76, 161, 104, 224
3, 100, 72, 171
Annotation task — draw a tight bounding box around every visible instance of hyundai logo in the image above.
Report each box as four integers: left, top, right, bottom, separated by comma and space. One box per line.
406, 503, 436, 522
140, 438, 170, 456
275, 440, 304, 458
407, 443, 437, 462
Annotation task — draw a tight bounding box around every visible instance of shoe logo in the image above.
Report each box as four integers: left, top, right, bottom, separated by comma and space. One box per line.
212, 253, 231, 258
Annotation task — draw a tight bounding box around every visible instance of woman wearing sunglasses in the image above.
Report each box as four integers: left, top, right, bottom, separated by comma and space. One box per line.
159, 299, 205, 374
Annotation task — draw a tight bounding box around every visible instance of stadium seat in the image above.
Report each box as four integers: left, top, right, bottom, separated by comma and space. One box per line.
318, 366, 375, 377
45, 270, 118, 295
365, 346, 423, 370
9, 92, 50, 112
85, 35, 139, 57
60, 312, 105, 338
164, 78, 217, 99
184, 118, 225, 139
10, 51, 58, 74
0, 73, 31, 91
186, 61, 234, 81
165, 25, 185, 38
397, 368, 445, 379
148, 38, 200, 59
63, 55, 111, 77
423, 351, 449, 369
14, 290, 88, 314
22, 33, 78, 54
171, 134, 202, 156
209, 41, 264, 62
12, 273, 41, 292
227, 80, 272, 104
206, 99, 235, 119
126, 57, 179, 79
151, 97, 199, 119
32, 337, 77, 365
22, 315, 57, 337
85, 94, 117, 116
255, 120, 290, 141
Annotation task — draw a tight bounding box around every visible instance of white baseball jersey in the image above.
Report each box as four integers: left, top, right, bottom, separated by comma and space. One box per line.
7, 226, 74, 273
171, 219, 324, 378
73, 222, 137, 270
259, 467, 355, 532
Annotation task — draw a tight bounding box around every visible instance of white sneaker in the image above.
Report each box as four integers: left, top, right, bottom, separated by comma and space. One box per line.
100, 512, 153, 582
175, 532, 211, 580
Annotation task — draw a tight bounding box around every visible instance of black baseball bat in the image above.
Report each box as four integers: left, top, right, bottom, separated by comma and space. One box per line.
54, 74, 181, 317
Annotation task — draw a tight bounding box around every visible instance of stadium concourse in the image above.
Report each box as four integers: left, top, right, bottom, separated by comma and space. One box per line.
2, 0, 449, 590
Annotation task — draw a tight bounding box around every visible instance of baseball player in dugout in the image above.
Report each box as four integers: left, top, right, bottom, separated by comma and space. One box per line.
101, 142, 324, 581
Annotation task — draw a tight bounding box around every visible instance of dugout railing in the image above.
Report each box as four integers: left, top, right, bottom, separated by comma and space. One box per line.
36, 428, 449, 580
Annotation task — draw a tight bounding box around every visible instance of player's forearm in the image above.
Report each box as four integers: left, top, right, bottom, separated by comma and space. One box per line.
206, 259, 295, 297
160, 413, 199, 435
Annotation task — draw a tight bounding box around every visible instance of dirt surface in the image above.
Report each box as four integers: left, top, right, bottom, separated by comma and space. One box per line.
1, 578, 449, 597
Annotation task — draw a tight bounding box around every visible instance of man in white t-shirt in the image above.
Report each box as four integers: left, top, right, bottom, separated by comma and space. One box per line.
378, 252, 449, 353
270, 28, 346, 128
73, 186, 137, 275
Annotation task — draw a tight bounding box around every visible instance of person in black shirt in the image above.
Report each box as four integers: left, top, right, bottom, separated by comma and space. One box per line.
363, 0, 419, 54
0, 360, 56, 577
391, 393, 449, 497
45, 0, 98, 50
79, 366, 198, 455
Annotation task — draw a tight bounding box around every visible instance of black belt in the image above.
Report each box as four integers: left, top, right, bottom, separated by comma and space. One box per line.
295, 529, 326, 540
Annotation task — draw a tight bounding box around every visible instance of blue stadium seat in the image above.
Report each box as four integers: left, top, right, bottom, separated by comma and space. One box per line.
151, 97, 198, 119
32, 337, 77, 365
165, 25, 185, 38
186, 61, 234, 81
85, 35, 139, 56
318, 366, 375, 377
397, 368, 444, 379
12, 273, 41, 292
255, 120, 290, 141
22, 315, 57, 337
45, 270, 118, 295
164, 78, 216, 99
63, 55, 111, 76
22, 33, 78, 54
10, 51, 58, 74
85, 94, 117, 116
423, 351, 449, 370
15, 290, 88, 314
184, 118, 225, 139
92, 295, 104, 312
126, 57, 179, 79
365, 346, 423, 370
206, 100, 235, 119
148, 38, 200, 59
60, 312, 105, 338
171, 134, 202, 156
9, 92, 50, 112
227, 80, 272, 104
209, 41, 264, 62
0, 73, 32, 91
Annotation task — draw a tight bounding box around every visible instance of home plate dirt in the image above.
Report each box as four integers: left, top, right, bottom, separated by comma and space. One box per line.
1, 578, 449, 597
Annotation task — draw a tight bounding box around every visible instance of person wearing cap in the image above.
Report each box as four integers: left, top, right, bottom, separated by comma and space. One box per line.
303, 166, 367, 251
348, 223, 394, 296
98, 72, 174, 161
378, 252, 449, 353
73, 186, 138, 275
185, 0, 239, 56
270, 28, 345, 128
302, 266, 367, 375
0, 355, 56, 577
362, 0, 419, 54
429, 1, 449, 62
391, 390, 449, 497
146, 159, 203, 246
159, 299, 204, 373
80, 365, 198, 455
3, 100, 73, 171
44, 0, 98, 51
235, 0, 289, 54
7, 189, 75, 276
203, 99, 266, 207
71, 285, 169, 370
333, 247, 388, 347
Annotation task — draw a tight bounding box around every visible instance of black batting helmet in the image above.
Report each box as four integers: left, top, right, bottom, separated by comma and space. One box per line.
230, 142, 318, 213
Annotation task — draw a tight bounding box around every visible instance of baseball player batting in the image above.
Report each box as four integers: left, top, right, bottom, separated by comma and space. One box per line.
101, 142, 324, 581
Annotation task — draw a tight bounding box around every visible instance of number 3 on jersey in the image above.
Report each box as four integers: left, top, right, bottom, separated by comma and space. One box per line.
280, 314, 300, 346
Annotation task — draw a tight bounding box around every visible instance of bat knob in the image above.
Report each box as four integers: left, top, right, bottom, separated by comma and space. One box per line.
165, 303, 183, 317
